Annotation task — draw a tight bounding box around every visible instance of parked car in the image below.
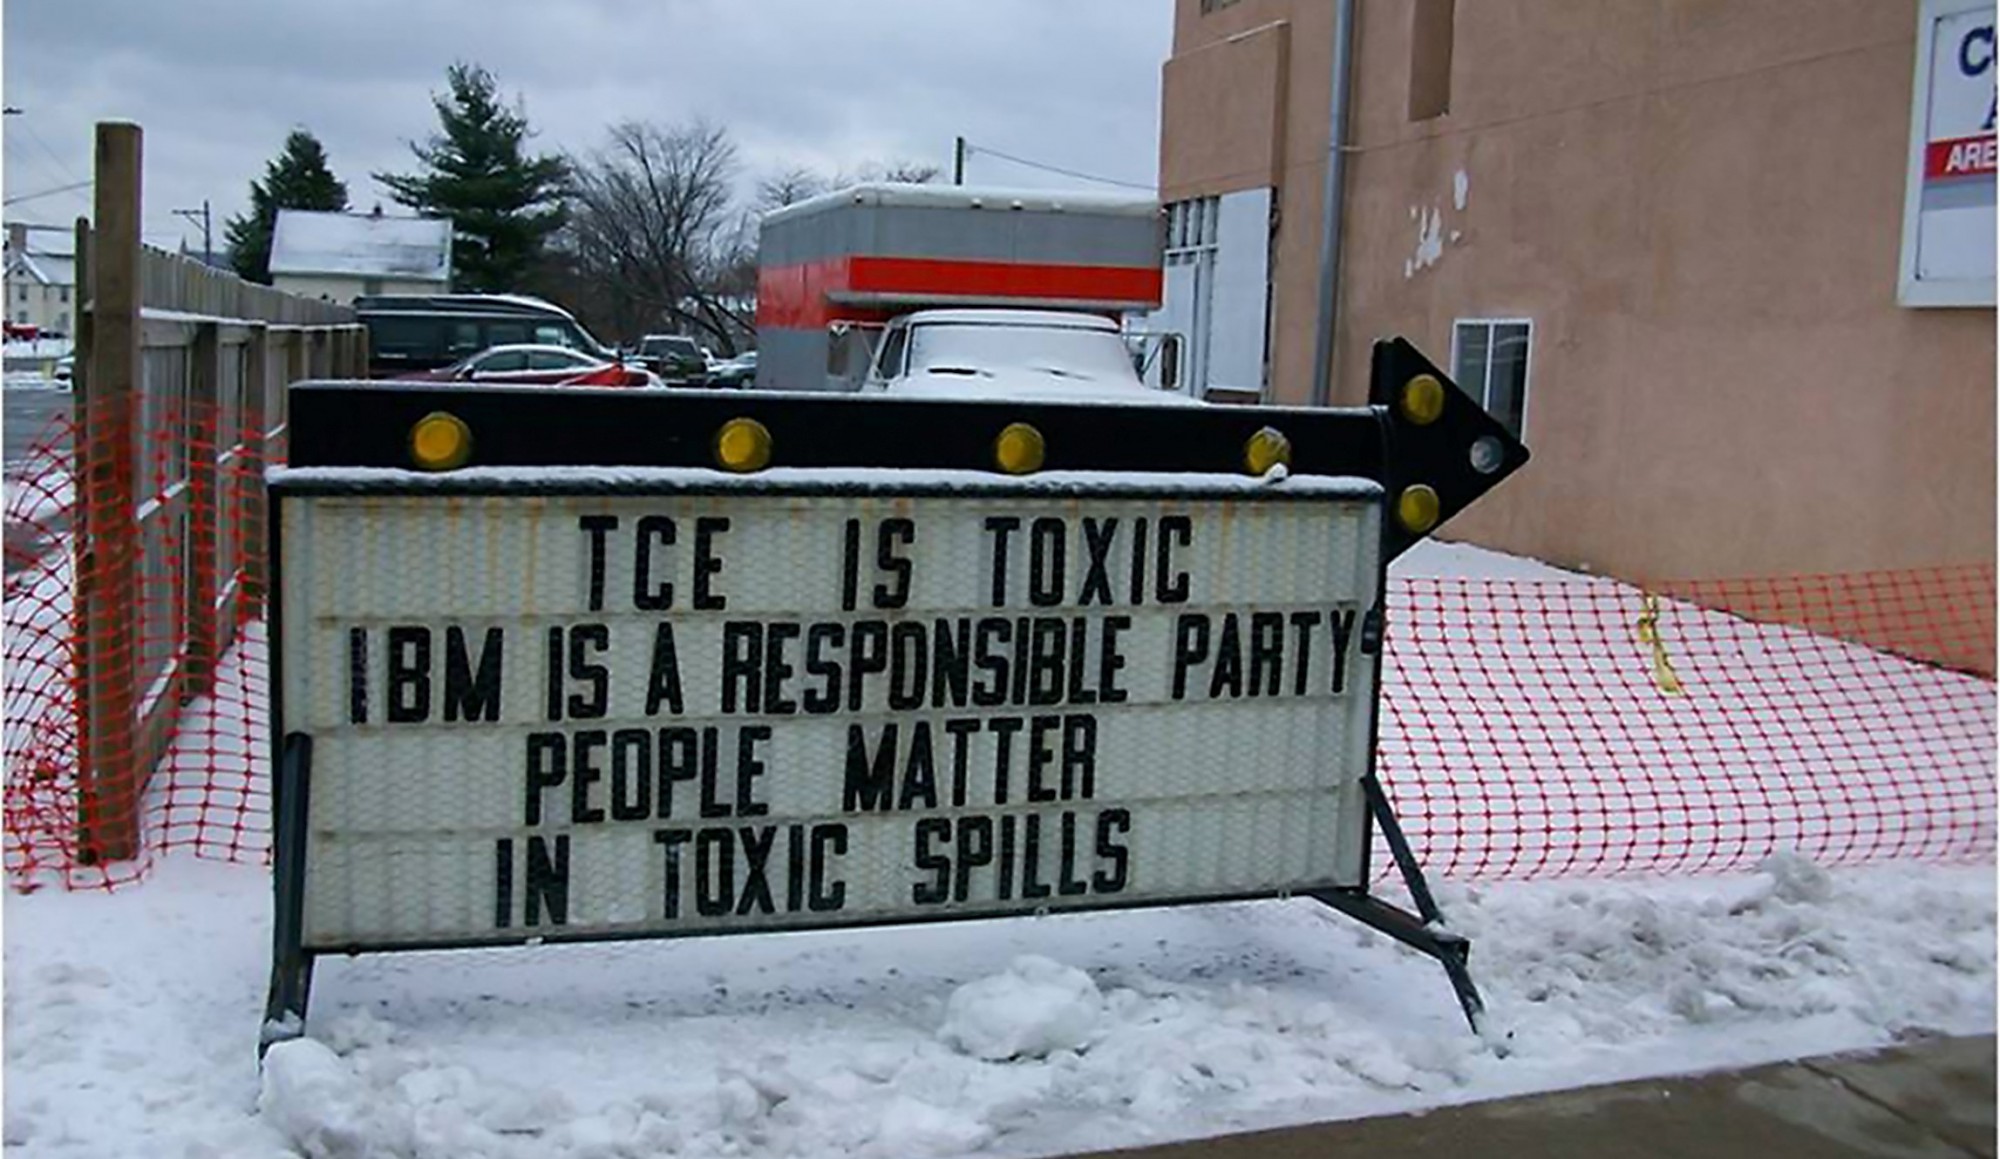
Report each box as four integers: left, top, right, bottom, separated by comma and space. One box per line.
357, 294, 618, 377
396, 344, 657, 387
635, 334, 707, 383
707, 350, 758, 389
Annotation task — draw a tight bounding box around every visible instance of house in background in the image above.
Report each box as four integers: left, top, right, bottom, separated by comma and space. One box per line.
269, 208, 451, 302
3, 223, 77, 336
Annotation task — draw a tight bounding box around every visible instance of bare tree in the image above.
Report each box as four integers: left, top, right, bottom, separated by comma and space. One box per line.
754, 158, 940, 212
756, 166, 828, 212
566, 119, 755, 352
562, 133, 944, 350
873, 160, 942, 184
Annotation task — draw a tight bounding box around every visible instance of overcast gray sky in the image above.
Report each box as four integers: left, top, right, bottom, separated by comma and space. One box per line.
2, 0, 1173, 253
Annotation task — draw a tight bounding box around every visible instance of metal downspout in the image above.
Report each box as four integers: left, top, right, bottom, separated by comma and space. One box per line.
1310, 0, 1357, 408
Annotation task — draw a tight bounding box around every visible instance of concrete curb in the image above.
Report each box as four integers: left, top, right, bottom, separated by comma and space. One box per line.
1077, 1035, 1995, 1159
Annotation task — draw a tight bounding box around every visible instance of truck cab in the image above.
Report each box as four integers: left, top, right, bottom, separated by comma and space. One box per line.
861, 309, 1186, 403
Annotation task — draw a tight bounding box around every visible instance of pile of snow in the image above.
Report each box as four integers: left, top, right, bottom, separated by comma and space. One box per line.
3, 854, 1990, 1157
939, 956, 1105, 1061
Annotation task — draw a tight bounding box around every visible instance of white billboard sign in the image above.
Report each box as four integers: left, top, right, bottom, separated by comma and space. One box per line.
1899, 0, 1997, 307
279, 483, 1383, 950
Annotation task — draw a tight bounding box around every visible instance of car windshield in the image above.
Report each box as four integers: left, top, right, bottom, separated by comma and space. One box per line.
641, 337, 699, 357
906, 322, 1133, 382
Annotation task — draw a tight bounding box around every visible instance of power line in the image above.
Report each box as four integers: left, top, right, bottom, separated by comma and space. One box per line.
3, 136, 71, 199
961, 141, 1154, 191
3, 179, 92, 207
4, 116, 92, 212
17, 120, 84, 187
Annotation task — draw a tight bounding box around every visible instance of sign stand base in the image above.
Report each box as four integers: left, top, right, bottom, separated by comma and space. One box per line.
261, 733, 316, 1057
1306, 773, 1485, 1031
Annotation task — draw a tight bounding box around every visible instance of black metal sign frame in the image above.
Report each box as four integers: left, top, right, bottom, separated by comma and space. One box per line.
261, 338, 1525, 1053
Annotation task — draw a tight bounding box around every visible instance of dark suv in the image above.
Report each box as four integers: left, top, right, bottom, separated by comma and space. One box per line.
636, 334, 707, 383
357, 294, 616, 376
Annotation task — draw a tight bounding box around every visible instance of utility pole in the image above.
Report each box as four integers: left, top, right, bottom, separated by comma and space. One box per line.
172, 199, 212, 266
954, 136, 967, 186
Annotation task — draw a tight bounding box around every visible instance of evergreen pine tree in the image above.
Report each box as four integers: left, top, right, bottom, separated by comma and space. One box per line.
374, 63, 570, 292
223, 130, 349, 284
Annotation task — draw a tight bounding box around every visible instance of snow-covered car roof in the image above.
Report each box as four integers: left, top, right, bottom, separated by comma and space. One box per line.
461, 344, 608, 362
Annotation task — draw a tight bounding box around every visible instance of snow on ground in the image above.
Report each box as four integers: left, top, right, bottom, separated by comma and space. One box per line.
3, 855, 1990, 1158
1391, 537, 1584, 582
3, 339, 74, 361
3, 540, 1993, 1157
2, 470, 73, 527
1, 374, 67, 392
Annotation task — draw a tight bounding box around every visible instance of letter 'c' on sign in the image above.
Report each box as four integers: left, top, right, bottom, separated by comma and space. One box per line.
1962, 25, 1994, 76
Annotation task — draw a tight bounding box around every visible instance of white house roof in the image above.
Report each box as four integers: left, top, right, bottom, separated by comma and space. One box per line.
269, 209, 451, 281
6, 250, 76, 287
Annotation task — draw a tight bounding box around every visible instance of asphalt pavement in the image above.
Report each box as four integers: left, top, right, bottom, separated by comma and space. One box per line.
3, 384, 75, 581
1078, 1035, 1995, 1159
4, 384, 71, 470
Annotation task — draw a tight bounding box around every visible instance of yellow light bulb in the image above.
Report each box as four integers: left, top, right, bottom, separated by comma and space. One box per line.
714, 417, 773, 472
1400, 374, 1447, 426
993, 423, 1046, 475
1397, 483, 1442, 534
409, 412, 472, 471
1243, 427, 1291, 475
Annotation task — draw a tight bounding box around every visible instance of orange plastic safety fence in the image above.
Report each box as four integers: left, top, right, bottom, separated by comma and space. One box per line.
5, 395, 272, 889
1376, 574, 1995, 883
3, 400, 1994, 891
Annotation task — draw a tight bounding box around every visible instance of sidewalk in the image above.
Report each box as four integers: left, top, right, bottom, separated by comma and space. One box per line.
1080, 1035, 1995, 1159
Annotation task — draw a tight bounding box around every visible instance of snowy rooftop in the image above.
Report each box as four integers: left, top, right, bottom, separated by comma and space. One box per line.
269, 210, 451, 280
763, 182, 1159, 226
5, 250, 76, 287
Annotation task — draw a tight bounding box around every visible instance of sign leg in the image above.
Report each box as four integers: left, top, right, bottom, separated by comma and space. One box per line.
261, 733, 315, 1058
1305, 772, 1485, 1031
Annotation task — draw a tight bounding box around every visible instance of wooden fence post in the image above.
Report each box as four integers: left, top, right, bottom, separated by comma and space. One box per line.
183, 321, 221, 696
285, 327, 307, 410
78, 121, 143, 863
243, 323, 271, 608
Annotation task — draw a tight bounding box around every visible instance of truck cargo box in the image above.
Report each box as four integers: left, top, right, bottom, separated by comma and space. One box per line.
756, 183, 1163, 390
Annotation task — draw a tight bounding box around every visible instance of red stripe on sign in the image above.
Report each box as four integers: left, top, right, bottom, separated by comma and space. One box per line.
1926, 134, 1999, 181
757, 256, 1161, 329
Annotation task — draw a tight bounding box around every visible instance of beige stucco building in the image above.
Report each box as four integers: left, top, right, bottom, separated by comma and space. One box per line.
1159, 0, 1995, 605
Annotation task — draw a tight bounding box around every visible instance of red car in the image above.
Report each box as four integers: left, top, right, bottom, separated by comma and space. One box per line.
396, 344, 659, 387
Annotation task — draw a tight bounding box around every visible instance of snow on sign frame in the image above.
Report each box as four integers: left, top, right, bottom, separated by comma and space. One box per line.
1899, 0, 1997, 307
260, 339, 1529, 1053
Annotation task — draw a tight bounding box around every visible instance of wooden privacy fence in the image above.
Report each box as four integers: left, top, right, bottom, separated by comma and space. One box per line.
72, 121, 368, 861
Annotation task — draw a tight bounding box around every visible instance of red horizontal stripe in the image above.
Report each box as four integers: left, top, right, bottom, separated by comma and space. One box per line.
1926, 134, 1998, 181
846, 256, 1161, 305
757, 256, 1161, 330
